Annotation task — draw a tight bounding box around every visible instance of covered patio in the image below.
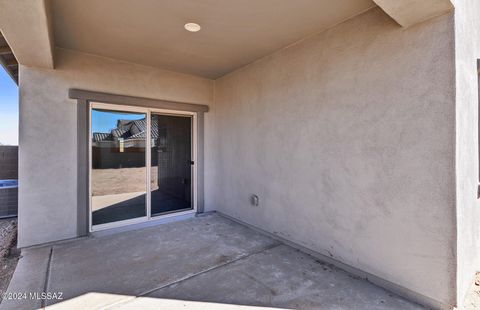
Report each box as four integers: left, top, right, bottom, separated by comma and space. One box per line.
1, 214, 420, 309
1, 0, 477, 308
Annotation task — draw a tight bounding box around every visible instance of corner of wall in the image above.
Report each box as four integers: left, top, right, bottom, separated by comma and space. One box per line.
453, 0, 480, 306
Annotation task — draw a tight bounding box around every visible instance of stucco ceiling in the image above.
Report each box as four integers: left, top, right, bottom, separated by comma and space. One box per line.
52, 0, 376, 79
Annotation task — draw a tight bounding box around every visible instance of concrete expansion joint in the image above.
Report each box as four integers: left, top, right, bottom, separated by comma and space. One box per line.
41, 246, 54, 308
137, 242, 282, 297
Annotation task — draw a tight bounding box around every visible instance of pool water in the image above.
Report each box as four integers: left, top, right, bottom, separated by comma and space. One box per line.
0, 180, 18, 189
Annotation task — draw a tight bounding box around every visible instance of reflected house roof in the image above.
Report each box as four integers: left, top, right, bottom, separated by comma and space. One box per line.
92, 119, 161, 143
92, 132, 112, 142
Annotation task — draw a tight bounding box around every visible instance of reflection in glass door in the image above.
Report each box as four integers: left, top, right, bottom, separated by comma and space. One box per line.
90, 105, 196, 231
91, 109, 147, 226
150, 114, 193, 216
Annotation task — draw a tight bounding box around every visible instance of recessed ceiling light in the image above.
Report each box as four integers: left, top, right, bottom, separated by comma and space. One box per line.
184, 22, 201, 32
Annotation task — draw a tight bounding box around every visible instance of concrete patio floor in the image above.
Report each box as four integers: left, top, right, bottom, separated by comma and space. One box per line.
1, 214, 423, 310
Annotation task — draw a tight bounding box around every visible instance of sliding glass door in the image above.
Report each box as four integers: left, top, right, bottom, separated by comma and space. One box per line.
91, 109, 147, 226
150, 114, 193, 216
90, 104, 195, 231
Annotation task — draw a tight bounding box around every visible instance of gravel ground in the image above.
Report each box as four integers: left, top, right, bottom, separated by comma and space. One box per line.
0, 218, 18, 303
465, 273, 480, 309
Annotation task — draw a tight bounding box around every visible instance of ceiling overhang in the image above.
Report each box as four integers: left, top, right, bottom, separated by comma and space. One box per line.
373, 0, 454, 28
0, 0, 54, 73
0, 32, 18, 84
0, 0, 454, 82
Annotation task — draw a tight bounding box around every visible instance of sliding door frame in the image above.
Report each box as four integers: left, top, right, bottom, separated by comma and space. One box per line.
89, 103, 148, 232
71, 89, 208, 236
149, 108, 198, 219
88, 102, 198, 232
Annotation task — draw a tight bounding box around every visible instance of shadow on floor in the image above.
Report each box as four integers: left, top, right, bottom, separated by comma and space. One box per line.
92, 189, 191, 225
45, 293, 288, 309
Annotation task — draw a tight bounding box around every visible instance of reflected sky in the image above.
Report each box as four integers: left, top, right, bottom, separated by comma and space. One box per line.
92, 109, 145, 133
0, 67, 18, 145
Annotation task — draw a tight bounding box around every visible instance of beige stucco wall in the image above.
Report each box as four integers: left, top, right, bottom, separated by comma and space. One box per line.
452, 0, 480, 306
18, 48, 214, 247
214, 8, 457, 307
17, 5, 468, 308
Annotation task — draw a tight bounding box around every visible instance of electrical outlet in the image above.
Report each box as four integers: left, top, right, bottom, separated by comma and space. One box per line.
250, 194, 259, 206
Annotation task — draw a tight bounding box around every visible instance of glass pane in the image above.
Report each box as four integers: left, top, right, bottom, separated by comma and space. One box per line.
151, 114, 192, 216
91, 108, 147, 226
